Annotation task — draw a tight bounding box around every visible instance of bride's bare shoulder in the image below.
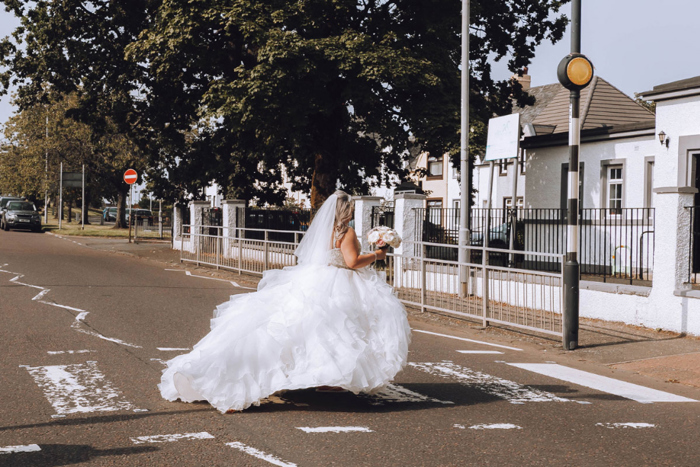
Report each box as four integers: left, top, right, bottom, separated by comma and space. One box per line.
340, 227, 358, 244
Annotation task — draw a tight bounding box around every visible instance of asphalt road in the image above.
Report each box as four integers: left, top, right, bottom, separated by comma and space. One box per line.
1, 230, 700, 466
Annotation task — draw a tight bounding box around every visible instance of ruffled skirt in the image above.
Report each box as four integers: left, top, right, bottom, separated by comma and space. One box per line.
158, 264, 411, 412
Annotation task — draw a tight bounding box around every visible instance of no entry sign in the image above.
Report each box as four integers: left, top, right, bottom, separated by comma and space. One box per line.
124, 169, 138, 185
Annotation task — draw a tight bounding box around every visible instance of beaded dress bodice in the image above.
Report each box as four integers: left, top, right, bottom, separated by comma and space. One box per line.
327, 229, 360, 269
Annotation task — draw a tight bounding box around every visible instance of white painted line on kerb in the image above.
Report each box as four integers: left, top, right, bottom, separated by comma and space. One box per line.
413, 330, 523, 351
0, 444, 41, 454
454, 423, 522, 430
596, 422, 656, 429
296, 426, 373, 433
22, 361, 136, 415
131, 432, 215, 444
409, 362, 568, 404
47, 350, 96, 355
457, 350, 504, 355
507, 363, 697, 403
157, 347, 190, 351
226, 442, 297, 467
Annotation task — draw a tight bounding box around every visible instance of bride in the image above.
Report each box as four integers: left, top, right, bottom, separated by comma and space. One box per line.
159, 190, 411, 412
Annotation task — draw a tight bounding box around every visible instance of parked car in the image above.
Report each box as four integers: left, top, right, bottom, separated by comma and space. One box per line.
1, 200, 42, 232
0, 196, 23, 210
103, 207, 117, 222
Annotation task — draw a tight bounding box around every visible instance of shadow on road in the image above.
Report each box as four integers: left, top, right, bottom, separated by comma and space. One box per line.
0, 444, 158, 467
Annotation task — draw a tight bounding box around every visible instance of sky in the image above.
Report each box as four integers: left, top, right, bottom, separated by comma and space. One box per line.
1, 0, 699, 124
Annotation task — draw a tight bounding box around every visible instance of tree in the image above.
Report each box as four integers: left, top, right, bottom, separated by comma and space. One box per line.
0, 0, 157, 227
128, 0, 569, 209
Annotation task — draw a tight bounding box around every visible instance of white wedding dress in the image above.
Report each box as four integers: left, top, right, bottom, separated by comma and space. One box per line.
159, 195, 411, 413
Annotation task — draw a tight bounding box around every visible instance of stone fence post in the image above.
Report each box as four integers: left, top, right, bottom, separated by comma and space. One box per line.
393, 193, 426, 258
222, 199, 246, 238
353, 196, 383, 250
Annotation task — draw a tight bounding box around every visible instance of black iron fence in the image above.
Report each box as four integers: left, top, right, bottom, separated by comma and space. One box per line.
241, 207, 311, 242
415, 207, 655, 284
371, 204, 395, 229
688, 206, 700, 285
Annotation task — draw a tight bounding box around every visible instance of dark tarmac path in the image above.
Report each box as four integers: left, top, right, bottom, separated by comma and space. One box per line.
1, 230, 700, 466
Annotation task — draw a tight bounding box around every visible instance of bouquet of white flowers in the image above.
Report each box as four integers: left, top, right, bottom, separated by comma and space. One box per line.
367, 226, 401, 270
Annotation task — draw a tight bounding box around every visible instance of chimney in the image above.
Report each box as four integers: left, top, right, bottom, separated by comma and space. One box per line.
512, 67, 531, 91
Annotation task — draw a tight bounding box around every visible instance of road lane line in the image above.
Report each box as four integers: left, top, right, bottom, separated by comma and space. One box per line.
38, 301, 86, 312
47, 350, 96, 355
409, 362, 568, 404
70, 311, 142, 348
32, 289, 50, 301
507, 363, 697, 403
226, 442, 297, 467
22, 361, 136, 415
165, 269, 250, 288
130, 432, 215, 444
361, 383, 454, 405
454, 423, 522, 430
0, 444, 41, 454
157, 347, 190, 351
457, 350, 504, 354
296, 427, 373, 433
596, 422, 655, 429
413, 330, 523, 351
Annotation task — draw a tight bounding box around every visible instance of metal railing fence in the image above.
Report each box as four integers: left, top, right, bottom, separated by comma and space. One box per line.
180, 224, 564, 337
180, 225, 304, 276
134, 218, 172, 241
388, 241, 564, 336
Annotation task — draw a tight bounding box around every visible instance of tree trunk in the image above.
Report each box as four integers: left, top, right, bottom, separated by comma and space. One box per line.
114, 188, 128, 229
82, 188, 91, 225
67, 198, 73, 223
310, 153, 335, 211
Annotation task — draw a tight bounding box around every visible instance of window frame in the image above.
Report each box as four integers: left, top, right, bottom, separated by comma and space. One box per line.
427, 155, 444, 179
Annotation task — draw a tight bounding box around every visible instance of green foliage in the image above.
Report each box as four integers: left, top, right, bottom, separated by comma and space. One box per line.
1, 0, 569, 210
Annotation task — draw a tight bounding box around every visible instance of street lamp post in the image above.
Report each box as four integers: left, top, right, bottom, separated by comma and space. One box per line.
458, 0, 471, 296
557, 0, 594, 350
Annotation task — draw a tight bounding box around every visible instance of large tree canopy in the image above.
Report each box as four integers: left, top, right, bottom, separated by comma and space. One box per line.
129, 0, 568, 208
2, 0, 569, 209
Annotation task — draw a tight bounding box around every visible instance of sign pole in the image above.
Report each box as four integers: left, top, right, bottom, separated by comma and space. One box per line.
44, 114, 49, 225
458, 0, 470, 297
128, 183, 133, 243
59, 162, 63, 230
81, 164, 85, 230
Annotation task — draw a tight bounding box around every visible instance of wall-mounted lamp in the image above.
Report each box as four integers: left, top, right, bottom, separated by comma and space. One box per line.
658, 131, 669, 147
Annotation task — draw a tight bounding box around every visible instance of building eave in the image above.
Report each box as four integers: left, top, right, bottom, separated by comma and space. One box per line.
521, 122, 656, 149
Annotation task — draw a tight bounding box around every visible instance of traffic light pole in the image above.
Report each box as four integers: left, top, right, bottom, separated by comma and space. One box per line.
563, 0, 583, 350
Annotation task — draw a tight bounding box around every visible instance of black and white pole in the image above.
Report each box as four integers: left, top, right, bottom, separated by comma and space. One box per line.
557, 0, 593, 350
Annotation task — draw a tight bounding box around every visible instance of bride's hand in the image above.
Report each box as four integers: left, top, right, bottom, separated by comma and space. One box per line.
375, 249, 387, 261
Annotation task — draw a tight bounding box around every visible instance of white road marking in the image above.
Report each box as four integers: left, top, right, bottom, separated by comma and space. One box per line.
38, 301, 86, 312
409, 362, 568, 404
32, 289, 50, 301
413, 330, 523, 351
457, 350, 504, 355
69, 311, 142, 348
296, 427, 373, 433
455, 423, 522, 430
226, 442, 297, 467
133, 408, 150, 412
596, 422, 656, 429
0, 444, 41, 454
150, 358, 167, 366
157, 347, 190, 351
507, 363, 697, 403
47, 350, 96, 355
22, 361, 136, 415
361, 383, 454, 405
131, 432, 215, 444
165, 269, 244, 288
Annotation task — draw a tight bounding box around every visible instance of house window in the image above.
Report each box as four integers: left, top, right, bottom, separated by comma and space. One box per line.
426, 199, 443, 225
428, 155, 443, 178
607, 165, 623, 214
452, 166, 459, 179
503, 197, 524, 210
519, 150, 527, 175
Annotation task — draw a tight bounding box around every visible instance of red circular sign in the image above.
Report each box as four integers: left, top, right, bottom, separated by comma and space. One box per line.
124, 169, 138, 185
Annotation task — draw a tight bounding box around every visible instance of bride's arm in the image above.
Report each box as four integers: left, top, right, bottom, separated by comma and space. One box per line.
340, 228, 386, 270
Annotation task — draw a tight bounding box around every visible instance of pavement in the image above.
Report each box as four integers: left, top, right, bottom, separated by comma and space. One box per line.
57, 232, 700, 393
